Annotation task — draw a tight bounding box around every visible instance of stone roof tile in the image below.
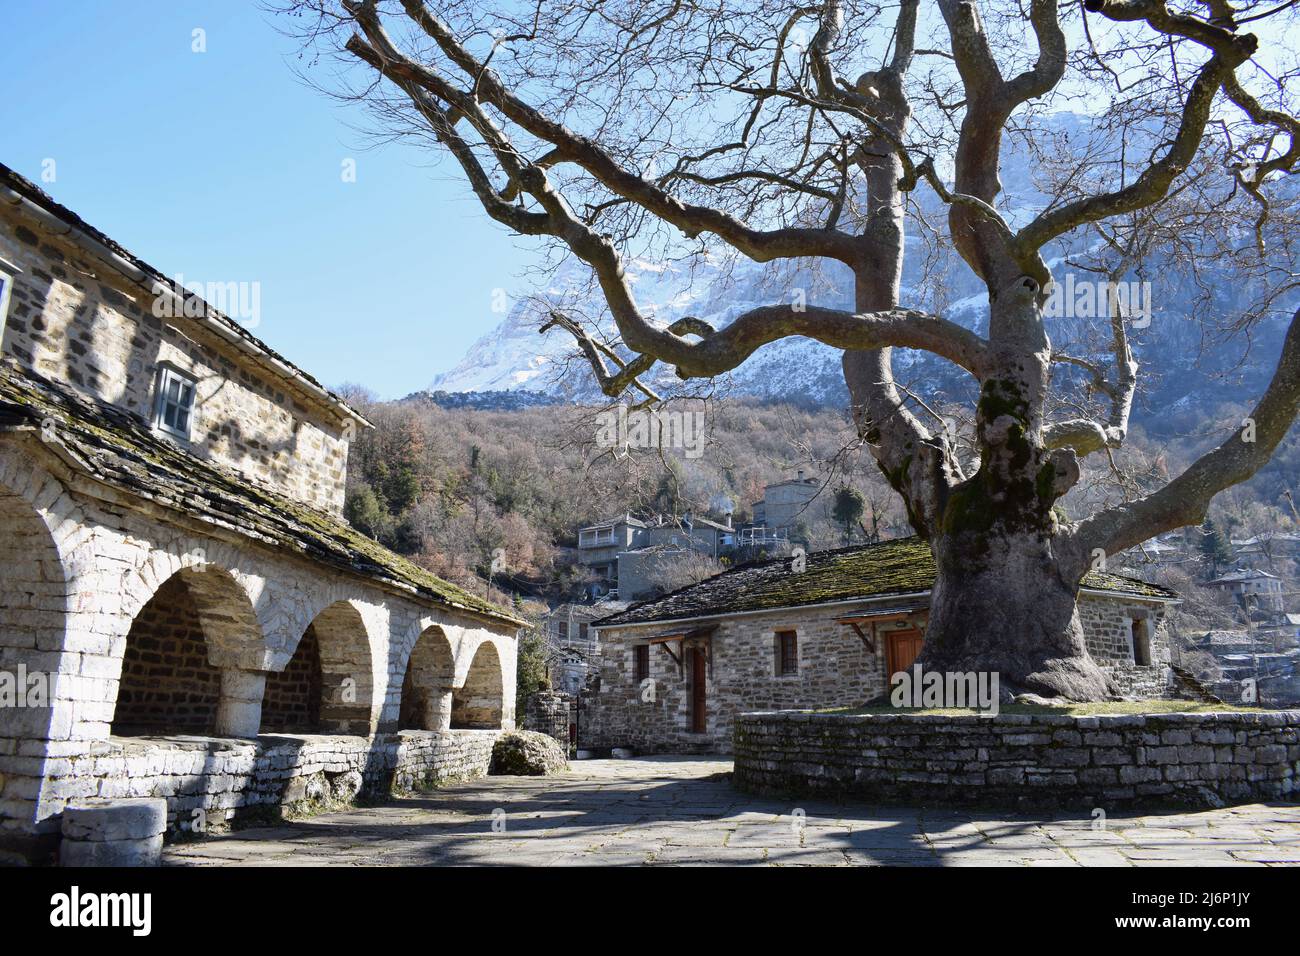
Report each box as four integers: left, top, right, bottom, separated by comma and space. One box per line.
0, 359, 524, 628
595, 536, 1177, 628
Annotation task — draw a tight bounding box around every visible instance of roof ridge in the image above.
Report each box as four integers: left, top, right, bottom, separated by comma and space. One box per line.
0, 160, 369, 427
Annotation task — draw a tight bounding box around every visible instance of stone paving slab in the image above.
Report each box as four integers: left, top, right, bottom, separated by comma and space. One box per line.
161, 756, 1300, 868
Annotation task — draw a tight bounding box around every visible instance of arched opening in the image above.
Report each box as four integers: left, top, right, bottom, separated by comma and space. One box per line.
260, 623, 323, 733
111, 566, 261, 736
0, 481, 67, 744
453, 641, 504, 729
266, 601, 373, 736
399, 626, 455, 731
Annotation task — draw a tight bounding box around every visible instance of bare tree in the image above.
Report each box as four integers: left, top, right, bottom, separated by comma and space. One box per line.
281, 0, 1300, 699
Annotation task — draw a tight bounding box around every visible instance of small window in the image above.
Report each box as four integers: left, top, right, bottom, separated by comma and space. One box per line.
154, 366, 197, 439
633, 644, 650, 682
0, 268, 13, 329
0, 261, 15, 335
776, 630, 798, 676
578, 622, 589, 642
557, 620, 569, 642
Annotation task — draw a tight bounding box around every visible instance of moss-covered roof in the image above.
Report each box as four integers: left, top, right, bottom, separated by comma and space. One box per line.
595, 536, 1177, 628
0, 360, 524, 628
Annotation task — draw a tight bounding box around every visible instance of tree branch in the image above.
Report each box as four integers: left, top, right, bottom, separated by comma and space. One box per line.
1072, 307, 1300, 558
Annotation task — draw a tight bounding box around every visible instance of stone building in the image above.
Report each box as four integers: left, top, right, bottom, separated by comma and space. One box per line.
585, 538, 1179, 754
750, 470, 825, 532
0, 163, 523, 862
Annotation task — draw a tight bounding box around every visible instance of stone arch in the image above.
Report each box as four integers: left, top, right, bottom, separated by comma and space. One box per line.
453, 640, 505, 729
111, 564, 264, 736
290, 600, 376, 735
0, 478, 69, 743
399, 626, 456, 731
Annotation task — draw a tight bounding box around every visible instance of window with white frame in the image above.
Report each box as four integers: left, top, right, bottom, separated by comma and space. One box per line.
153, 366, 197, 439
0, 266, 14, 333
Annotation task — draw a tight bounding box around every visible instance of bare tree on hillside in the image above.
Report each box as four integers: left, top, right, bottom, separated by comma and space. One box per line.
282, 0, 1300, 699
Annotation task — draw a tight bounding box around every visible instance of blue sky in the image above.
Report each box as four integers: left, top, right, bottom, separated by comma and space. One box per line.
0, 0, 542, 398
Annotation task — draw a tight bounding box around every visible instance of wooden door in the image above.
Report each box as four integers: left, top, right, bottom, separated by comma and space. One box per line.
887, 628, 924, 677
688, 647, 707, 733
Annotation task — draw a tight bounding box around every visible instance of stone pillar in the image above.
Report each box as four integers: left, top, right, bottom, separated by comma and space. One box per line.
61, 798, 167, 867
423, 690, 453, 731
215, 668, 266, 738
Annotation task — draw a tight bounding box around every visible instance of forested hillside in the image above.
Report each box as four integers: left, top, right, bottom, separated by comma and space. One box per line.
334, 387, 1300, 607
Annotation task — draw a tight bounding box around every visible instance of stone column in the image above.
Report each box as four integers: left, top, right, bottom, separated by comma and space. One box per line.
423, 690, 452, 731
215, 668, 266, 738
61, 798, 168, 867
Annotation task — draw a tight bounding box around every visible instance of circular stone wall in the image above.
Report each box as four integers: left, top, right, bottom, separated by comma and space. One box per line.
733, 710, 1300, 809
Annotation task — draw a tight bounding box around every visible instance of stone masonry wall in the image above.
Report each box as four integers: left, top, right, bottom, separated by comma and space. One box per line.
1079, 593, 1174, 698
585, 605, 890, 754
734, 710, 1300, 809
52, 729, 502, 846
1, 206, 351, 514
588, 595, 1175, 754
259, 624, 323, 733
524, 691, 573, 752
111, 575, 223, 735
0, 442, 519, 857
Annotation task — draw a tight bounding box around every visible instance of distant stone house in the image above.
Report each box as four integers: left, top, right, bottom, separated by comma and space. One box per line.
575, 512, 731, 598
0, 163, 524, 861
541, 600, 623, 694
585, 538, 1179, 754
1205, 568, 1287, 614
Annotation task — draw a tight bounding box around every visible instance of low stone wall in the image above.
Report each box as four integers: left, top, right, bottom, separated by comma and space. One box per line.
45, 729, 500, 848
733, 710, 1300, 809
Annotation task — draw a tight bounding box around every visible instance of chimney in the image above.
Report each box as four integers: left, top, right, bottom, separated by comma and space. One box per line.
797, 469, 805, 481
725, 512, 733, 529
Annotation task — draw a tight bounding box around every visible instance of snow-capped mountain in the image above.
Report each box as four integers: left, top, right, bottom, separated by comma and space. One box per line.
428, 252, 987, 407
428, 113, 1294, 419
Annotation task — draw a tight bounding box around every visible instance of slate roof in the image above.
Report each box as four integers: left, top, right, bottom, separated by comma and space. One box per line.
0, 162, 369, 428
594, 536, 1178, 628
0, 360, 524, 628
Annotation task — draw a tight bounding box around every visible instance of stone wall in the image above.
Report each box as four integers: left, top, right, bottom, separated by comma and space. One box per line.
524, 691, 573, 752
588, 593, 1177, 754
585, 604, 889, 754
111, 576, 223, 735
44, 729, 501, 851
734, 710, 1300, 809
0, 442, 519, 858
260, 624, 323, 733
1, 204, 352, 515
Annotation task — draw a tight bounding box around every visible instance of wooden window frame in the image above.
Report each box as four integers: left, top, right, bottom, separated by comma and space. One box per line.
775, 630, 798, 677
633, 644, 650, 683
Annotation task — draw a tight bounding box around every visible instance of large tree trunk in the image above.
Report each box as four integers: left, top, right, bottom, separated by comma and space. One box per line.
855, 280, 1115, 701
918, 531, 1114, 700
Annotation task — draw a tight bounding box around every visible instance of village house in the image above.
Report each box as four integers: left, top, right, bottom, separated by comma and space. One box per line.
750, 470, 826, 535
584, 538, 1179, 754
1205, 568, 1288, 614
0, 163, 523, 862
575, 511, 732, 598
540, 600, 623, 695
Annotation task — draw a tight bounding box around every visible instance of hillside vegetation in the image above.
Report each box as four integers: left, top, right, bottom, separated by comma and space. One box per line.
333, 388, 1300, 610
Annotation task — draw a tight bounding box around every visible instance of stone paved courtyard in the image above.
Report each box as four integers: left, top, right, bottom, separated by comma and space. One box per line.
161, 756, 1300, 867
